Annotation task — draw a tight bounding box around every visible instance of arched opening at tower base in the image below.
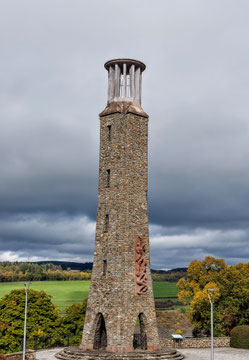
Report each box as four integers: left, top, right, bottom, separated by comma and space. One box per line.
133, 313, 147, 350
93, 313, 107, 350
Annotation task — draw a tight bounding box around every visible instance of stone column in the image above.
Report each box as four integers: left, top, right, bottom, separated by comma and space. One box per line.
123, 63, 127, 98
134, 67, 141, 104
114, 64, 120, 99
108, 66, 115, 103
130, 64, 135, 100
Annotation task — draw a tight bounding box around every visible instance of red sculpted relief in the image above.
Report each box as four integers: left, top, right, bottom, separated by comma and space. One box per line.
134, 235, 148, 294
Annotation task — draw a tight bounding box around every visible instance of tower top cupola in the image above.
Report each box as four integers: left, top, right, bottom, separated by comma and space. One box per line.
104, 58, 146, 105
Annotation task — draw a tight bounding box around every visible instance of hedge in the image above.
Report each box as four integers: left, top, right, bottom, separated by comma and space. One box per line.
230, 325, 249, 349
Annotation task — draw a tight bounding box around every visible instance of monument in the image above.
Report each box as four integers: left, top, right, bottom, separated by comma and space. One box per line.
56, 59, 183, 359
80, 58, 160, 353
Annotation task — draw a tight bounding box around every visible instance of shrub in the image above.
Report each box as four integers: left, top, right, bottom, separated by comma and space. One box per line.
230, 325, 249, 349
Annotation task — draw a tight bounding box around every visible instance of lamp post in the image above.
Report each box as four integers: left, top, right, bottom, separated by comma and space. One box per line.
207, 288, 217, 360
23, 282, 31, 360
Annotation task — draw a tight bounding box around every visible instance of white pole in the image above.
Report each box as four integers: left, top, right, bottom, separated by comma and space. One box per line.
23, 283, 31, 360
211, 301, 214, 360
207, 288, 216, 360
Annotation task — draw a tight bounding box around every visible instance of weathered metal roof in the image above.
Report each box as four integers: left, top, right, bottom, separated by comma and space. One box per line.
104, 58, 146, 72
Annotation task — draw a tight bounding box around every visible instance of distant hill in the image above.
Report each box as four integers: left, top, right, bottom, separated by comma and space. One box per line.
33, 261, 186, 274
151, 267, 187, 274
33, 261, 93, 271
0, 259, 186, 283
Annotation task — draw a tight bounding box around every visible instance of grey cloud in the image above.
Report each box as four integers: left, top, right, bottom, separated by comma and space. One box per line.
150, 224, 249, 269
0, 213, 95, 262
1, 0, 249, 267
0, 213, 248, 270
149, 108, 249, 226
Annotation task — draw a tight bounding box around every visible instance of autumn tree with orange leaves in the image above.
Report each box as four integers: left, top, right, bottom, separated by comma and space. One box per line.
177, 256, 249, 336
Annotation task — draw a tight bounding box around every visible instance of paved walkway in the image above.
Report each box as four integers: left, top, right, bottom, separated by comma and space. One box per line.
180, 347, 249, 359
36, 348, 63, 359
36, 347, 249, 360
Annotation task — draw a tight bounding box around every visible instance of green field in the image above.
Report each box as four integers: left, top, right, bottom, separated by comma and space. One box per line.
0, 281, 178, 313
0, 281, 90, 313
153, 281, 178, 299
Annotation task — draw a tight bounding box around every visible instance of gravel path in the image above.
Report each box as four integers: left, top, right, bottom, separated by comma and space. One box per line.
36, 347, 249, 360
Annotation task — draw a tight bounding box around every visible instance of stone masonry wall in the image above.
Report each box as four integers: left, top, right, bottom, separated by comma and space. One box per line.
4, 350, 35, 359
81, 109, 160, 353
163, 337, 230, 349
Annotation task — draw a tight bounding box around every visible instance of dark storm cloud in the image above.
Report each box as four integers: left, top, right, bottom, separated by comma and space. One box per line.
148, 110, 249, 226
0, 213, 95, 262
0, 115, 98, 216
149, 224, 249, 269
1, 0, 249, 267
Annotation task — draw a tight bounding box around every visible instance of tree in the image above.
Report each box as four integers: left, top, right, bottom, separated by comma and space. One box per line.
59, 299, 87, 346
0, 289, 60, 354
177, 257, 249, 336
0, 261, 91, 282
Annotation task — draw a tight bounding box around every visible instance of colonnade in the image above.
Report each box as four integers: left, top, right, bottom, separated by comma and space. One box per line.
106, 60, 144, 105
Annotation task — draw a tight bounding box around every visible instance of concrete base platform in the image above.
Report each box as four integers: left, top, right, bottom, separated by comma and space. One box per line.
55, 347, 184, 360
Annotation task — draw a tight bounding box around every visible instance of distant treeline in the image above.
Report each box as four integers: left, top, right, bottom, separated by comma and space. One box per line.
0, 262, 91, 282
34, 260, 93, 271
0, 261, 186, 283
151, 268, 187, 282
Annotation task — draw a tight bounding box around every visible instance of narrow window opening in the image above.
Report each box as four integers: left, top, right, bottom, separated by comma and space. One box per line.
103, 260, 107, 276
104, 214, 109, 232
107, 125, 112, 141
106, 169, 110, 187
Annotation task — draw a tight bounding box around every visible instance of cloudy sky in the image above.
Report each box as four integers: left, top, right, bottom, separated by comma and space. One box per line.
1, 0, 249, 269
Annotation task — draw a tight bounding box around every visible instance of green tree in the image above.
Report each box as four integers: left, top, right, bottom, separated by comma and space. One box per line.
0, 289, 60, 354
59, 299, 87, 346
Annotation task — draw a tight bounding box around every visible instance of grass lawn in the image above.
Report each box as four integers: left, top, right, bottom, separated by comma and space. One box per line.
0, 281, 90, 313
0, 280, 179, 313
153, 281, 178, 299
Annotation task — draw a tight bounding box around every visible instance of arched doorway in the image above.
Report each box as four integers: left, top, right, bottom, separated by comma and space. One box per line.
133, 313, 147, 350
93, 313, 107, 350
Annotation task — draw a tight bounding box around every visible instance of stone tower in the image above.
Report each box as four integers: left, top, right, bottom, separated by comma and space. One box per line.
80, 59, 160, 353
